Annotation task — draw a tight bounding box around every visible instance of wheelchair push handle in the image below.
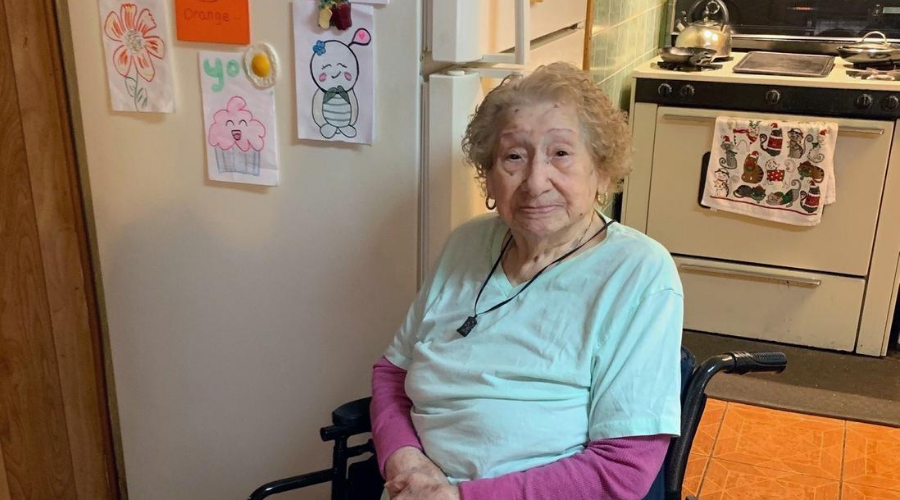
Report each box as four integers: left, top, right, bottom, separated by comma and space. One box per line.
725, 351, 787, 375
665, 349, 787, 500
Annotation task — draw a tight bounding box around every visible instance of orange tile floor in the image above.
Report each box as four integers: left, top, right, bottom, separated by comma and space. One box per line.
683, 399, 900, 500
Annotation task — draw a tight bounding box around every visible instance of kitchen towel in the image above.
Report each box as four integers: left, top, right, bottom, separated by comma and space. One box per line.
702, 117, 838, 226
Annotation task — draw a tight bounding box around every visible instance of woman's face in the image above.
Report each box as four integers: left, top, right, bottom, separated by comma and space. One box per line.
486, 101, 606, 243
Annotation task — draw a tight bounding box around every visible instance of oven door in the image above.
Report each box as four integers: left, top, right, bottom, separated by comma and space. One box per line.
646, 107, 893, 277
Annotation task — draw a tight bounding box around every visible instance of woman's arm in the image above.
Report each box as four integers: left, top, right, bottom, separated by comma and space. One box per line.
371, 356, 449, 488
371, 356, 423, 476
458, 435, 670, 500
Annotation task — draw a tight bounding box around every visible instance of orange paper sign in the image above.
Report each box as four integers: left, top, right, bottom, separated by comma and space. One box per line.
175, 0, 250, 45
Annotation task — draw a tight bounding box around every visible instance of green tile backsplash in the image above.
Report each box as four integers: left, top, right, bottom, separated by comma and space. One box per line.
591, 0, 669, 110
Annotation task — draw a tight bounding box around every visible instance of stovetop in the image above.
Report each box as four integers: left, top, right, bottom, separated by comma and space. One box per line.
633, 54, 900, 119
635, 54, 900, 91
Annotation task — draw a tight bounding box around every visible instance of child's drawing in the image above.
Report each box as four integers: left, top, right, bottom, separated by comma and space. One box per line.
294, 1, 375, 144
208, 97, 267, 176
199, 51, 280, 186
309, 29, 371, 139
99, 0, 175, 112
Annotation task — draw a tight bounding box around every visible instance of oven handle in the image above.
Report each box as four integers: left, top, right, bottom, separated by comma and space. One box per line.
661, 114, 885, 135
679, 263, 823, 288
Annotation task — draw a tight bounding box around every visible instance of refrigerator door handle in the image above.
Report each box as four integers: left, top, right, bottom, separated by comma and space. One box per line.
431, 0, 530, 65
467, 67, 524, 80
482, 0, 530, 65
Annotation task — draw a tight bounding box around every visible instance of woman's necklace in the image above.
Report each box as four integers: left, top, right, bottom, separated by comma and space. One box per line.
457, 214, 612, 337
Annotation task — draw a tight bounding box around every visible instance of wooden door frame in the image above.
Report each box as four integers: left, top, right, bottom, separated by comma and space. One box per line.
0, 0, 121, 498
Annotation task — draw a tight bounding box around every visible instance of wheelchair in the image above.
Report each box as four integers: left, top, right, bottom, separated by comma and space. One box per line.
249, 348, 787, 500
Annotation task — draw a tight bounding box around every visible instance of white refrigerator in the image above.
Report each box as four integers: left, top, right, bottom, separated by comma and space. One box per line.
422, 0, 587, 273
62, 1, 586, 499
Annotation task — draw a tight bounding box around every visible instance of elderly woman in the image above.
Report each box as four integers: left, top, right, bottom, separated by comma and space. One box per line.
370, 62, 683, 500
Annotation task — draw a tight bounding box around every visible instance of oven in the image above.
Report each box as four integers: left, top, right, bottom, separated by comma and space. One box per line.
625, 59, 900, 356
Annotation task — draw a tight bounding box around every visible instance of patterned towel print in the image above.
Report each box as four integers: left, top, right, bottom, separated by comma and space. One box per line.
702, 117, 838, 226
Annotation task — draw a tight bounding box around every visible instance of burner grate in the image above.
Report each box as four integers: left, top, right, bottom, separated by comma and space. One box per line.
654, 61, 723, 72
846, 67, 900, 81
850, 61, 900, 71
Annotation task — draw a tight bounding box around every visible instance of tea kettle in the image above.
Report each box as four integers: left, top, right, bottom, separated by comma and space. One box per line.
675, 0, 732, 60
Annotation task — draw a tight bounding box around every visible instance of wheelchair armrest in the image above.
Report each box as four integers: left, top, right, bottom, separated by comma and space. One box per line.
249, 398, 376, 499
333, 397, 372, 429
320, 397, 372, 441
331, 397, 372, 432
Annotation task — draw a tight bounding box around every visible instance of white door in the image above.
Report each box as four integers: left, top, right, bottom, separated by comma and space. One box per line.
422, 27, 585, 272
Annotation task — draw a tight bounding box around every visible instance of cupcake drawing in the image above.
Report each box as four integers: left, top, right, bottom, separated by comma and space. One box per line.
208, 96, 266, 175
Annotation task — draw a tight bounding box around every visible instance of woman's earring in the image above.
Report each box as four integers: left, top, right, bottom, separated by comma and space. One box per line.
596, 191, 609, 207
485, 197, 497, 210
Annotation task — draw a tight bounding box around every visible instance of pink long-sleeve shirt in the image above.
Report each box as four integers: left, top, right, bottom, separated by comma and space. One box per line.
370, 357, 670, 500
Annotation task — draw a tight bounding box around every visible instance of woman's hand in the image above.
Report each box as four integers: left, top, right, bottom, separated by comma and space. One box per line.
384, 447, 451, 499
385, 470, 460, 500
384, 447, 446, 483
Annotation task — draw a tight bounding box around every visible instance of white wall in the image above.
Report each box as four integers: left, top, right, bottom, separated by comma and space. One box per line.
62, 1, 421, 499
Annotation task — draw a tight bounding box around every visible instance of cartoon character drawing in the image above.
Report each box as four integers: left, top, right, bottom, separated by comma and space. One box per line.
798, 160, 825, 182
711, 167, 732, 197
741, 151, 764, 183
208, 96, 267, 175
759, 122, 783, 157
787, 128, 805, 159
765, 159, 785, 183
310, 28, 372, 139
733, 120, 760, 148
718, 136, 737, 169
806, 129, 827, 163
766, 179, 805, 207
733, 184, 767, 203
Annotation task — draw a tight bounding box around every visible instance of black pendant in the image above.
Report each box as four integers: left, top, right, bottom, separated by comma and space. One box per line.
457, 316, 477, 337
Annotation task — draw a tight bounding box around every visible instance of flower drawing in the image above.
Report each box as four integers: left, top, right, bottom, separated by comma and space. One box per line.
104, 3, 166, 110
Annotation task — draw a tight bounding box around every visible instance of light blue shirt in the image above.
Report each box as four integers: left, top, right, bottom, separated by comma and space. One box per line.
384, 213, 683, 482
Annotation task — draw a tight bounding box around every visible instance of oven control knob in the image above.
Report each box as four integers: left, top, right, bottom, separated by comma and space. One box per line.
657, 83, 673, 97
882, 95, 899, 111
765, 89, 781, 105
680, 84, 696, 98
856, 94, 874, 109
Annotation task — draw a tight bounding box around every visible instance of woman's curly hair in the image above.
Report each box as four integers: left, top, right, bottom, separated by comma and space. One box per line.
461, 62, 632, 193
